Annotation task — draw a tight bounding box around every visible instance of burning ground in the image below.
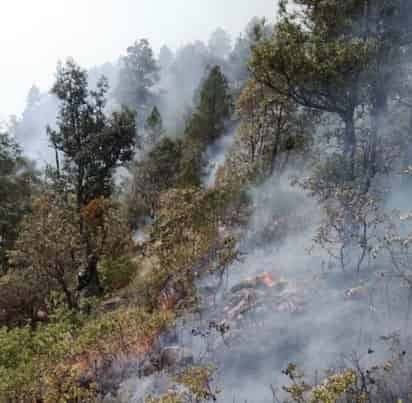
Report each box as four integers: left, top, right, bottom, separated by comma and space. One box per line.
106, 175, 412, 403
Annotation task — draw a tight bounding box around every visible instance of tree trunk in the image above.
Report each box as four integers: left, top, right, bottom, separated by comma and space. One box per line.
269, 106, 285, 176
81, 254, 103, 298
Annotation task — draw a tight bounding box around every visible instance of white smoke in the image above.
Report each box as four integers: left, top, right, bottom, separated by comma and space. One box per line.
203, 129, 236, 189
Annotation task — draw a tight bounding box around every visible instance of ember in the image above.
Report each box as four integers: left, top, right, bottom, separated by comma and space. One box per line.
257, 272, 276, 287
230, 272, 287, 293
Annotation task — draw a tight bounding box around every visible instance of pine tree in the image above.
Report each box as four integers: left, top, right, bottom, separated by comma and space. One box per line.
208, 28, 232, 59
190, 65, 232, 144
26, 85, 41, 109
179, 66, 232, 186
115, 39, 159, 120
158, 45, 174, 71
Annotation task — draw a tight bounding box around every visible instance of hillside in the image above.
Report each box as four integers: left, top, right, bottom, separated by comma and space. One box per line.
2, 2, 412, 402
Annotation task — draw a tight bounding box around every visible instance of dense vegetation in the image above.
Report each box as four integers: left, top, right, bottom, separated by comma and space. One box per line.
3, 1, 412, 402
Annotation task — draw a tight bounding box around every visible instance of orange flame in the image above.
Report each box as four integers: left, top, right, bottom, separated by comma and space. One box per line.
257, 272, 276, 288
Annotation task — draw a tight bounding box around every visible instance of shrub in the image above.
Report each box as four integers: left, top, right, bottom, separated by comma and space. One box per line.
100, 256, 138, 292
0, 305, 173, 402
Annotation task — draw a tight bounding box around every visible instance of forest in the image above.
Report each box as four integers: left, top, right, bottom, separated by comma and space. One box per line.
2, 0, 412, 402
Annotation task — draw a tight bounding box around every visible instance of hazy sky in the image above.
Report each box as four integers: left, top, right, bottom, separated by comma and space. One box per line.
0, 0, 277, 119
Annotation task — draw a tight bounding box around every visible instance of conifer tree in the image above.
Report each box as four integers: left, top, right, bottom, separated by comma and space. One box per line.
115, 39, 159, 119
189, 65, 232, 144
179, 65, 232, 186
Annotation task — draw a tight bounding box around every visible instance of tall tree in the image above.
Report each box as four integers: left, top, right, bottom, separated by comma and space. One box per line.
49, 58, 136, 294
250, 2, 371, 183
158, 45, 174, 71
11, 193, 132, 308
249, 0, 412, 272
360, 0, 412, 190
26, 85, 41, 108
127, 137, 183, 223
190, 65, 232, 144
115, 39, 160, 120
50, 59, 136, 208
228, 18, 273, 91
208, 28, 232, 59
180, 66, 232, 186
0, 132, 37, 274
249, 1, 377, 270
236, 79, 312, 177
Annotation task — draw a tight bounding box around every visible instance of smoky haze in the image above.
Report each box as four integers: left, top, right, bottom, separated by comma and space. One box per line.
0, 0, 277, 118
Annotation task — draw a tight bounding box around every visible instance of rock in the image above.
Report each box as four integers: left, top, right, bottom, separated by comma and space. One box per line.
160, 346, 194, 369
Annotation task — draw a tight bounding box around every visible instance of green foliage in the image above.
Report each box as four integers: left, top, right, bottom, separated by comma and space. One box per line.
281, 347, 412, 403
177, 136, 205, 188
49, 59, 136, 207
0, 272, 46, 327
247, 0, 410, 274
115, 38, 160, 116
249, 7, 372, 116
100, 256, 138, 292
310, 370, 360, 403
232, 78, 313, 179
0, 132, 37, 274
0, 303, 173, 402
146, 366, 219, 403
178, 66, 233, 187
126, 136, 184, 225
282, 363, 362, 403
48, 59, 136, 295
249, 0, 374, 186
176, 366, 219, 402
130, 187, 236, 311
7, 5, 412, 402
127, 66, 233, 208
146, 393, 183, 403
0, 303, 81, 402
190, 65, 232, 145
9, 193, 134, 311
10, 192, 82, 309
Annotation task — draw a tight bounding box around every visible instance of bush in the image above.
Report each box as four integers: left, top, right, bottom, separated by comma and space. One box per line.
128, 187, 239, 312
100, 256, 138, 292
0, 304, 173, 402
